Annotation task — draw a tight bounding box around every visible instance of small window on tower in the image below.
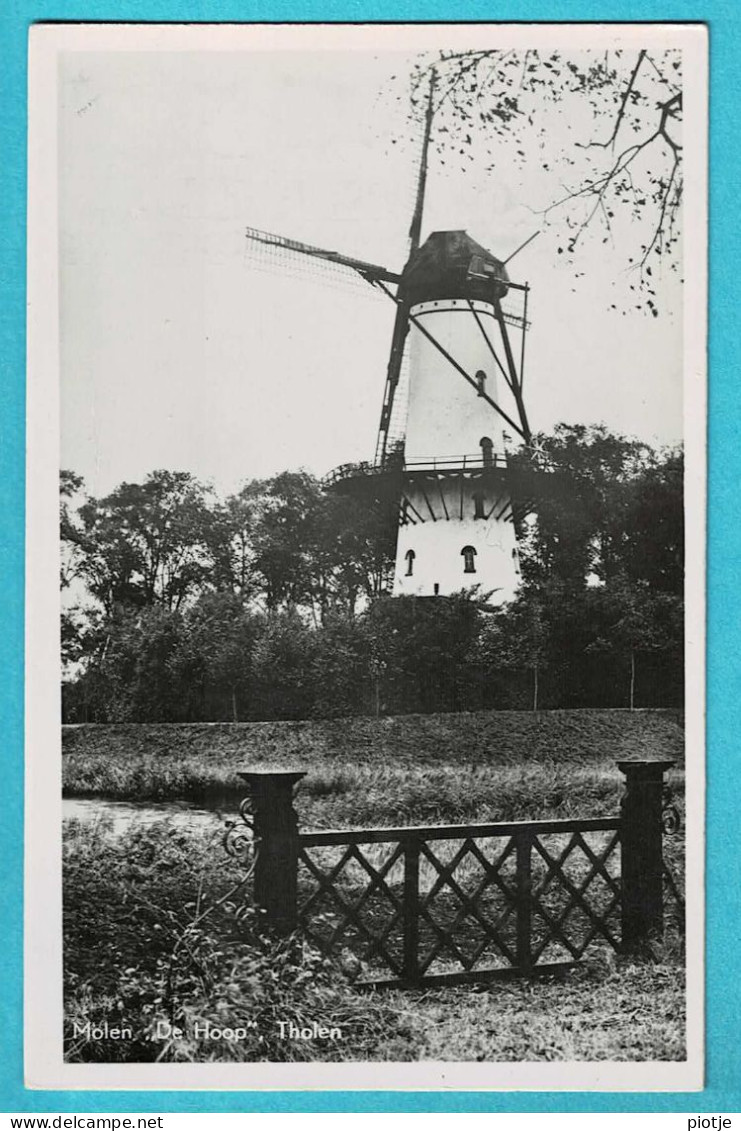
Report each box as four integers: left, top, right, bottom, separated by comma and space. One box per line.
405, 549, 416, 576
476, 370, 487, 397
461, 545, 477, 574
480, 436, 493, 467
473, 492, 485, 520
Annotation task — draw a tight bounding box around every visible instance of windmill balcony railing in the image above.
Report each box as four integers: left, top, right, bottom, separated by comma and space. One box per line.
404, 453, 510, 473
324, 450, 556, 487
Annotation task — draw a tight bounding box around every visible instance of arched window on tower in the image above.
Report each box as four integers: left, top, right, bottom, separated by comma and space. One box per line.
472, 492, 485, 520
461, 545, 477, 574
405, 549, 416, 576
480, 436, 493, 468
476, 370, 487, 398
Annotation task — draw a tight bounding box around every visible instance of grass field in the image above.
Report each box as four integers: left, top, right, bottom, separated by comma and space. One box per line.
63, 708, 684, 828
62, 708, 686, 1064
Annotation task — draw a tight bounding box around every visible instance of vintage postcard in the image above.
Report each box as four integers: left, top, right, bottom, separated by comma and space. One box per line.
25, 22, 706, 1090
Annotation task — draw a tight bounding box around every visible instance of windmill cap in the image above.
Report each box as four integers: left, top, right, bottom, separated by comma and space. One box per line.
400, 230, 510, 306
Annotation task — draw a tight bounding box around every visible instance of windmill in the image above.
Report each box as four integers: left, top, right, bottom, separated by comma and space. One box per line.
245, 72, 544, 603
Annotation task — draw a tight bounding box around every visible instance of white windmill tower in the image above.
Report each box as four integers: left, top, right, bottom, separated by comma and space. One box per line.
245, 73, 540, 603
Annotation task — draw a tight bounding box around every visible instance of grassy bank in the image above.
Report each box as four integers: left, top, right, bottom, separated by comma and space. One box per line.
63, 709, 686, 1063
64, 820, 685, 1064
63, 708, 684, 828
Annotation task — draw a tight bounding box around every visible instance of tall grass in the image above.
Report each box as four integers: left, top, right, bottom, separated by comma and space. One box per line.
63, 708, 685, 821
63, 814, 686, 1064
63, 820, 416, 1063
62, 709, 687, 1063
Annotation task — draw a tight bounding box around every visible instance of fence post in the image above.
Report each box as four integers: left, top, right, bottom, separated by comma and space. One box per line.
617, 759, 675, 953
515, 828, 533, 971
402, 836, 421, 985
238, 769, 306, 934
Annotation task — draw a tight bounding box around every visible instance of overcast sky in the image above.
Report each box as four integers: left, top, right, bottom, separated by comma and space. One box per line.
58, 39, 684, 497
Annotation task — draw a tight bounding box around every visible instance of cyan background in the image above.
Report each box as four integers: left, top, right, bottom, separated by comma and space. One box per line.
1, 2, 736, 1114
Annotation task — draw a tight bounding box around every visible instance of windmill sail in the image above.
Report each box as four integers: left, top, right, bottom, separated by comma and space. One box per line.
374, 70, 437, 468
244, 227, 399, 286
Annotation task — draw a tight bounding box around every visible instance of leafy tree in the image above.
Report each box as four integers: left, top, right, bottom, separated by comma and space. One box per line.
60, 471, 96, 675
244, 472, 324, 612
76, 471, 214, 613
586, 577, 683, 709
60, 424, 684, 720
514, 424, 654, 590
311, 488, 397, 619
484, 592, 550, 712
311, 612, 373, 718
250, 610, 318, 720
365, 590, 483, 715
60, 470, 87, 591
622, 447, 684, 594
73, 605, 188, 722
203, 494, 258, 600
179, 592, 262, 721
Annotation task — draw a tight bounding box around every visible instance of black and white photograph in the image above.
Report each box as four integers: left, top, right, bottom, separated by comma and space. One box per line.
25, 22, 706, 1090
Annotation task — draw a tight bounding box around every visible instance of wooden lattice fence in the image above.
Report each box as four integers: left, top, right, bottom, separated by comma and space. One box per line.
225, 759, 681, 988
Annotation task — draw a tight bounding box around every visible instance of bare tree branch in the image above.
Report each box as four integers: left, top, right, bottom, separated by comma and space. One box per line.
578, 49, 647, 151
398, 47, 684, 303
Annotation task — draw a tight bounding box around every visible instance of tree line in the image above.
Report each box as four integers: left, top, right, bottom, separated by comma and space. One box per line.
61, 424, 683, 722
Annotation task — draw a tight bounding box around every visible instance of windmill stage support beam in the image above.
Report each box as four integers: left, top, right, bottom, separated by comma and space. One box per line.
402, 495, 426, 525
420, 483, 438, 522
486, 492, 505, 521
436, 476, 450, 520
